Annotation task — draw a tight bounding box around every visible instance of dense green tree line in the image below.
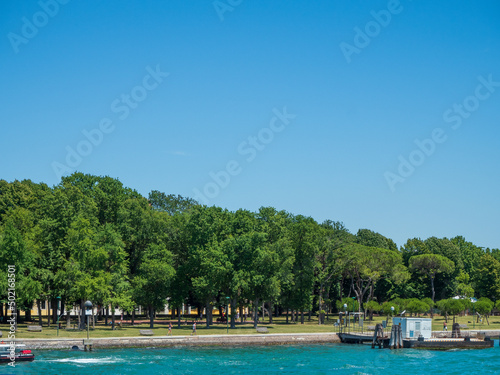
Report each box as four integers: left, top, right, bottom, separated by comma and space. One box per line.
0, 173, 498, 328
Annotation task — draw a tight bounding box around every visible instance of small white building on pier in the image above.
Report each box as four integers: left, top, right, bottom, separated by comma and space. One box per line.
392, 317, 432, 339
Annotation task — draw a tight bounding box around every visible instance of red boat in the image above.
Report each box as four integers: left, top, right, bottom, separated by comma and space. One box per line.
0, 344, 35, 363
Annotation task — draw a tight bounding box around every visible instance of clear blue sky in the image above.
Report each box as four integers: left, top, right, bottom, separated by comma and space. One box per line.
1, 0, 499, 249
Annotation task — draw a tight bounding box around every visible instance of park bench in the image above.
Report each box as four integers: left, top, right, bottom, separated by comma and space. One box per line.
27, 325, 42, 332
459, 324, 468, 329
256, 327, 268, 334
367, 325, 376, 331
139, 329, 154, 336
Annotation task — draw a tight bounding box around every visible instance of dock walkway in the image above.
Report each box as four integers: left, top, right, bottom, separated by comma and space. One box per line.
15, 333, 341, 350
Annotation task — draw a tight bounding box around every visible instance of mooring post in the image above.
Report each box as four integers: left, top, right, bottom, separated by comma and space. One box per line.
83, 339, 93, 351
398, 325, 402, 348
389, 325, 395, 349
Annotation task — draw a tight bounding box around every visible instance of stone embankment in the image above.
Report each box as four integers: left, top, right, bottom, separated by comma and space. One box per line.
17, 333, 341, 350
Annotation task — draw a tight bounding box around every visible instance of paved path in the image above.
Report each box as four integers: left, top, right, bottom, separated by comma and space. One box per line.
15, 332, 341, 350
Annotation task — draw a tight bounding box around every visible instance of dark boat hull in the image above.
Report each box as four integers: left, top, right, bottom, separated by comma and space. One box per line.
0, 354, 35, 363
338, 332, 374, 344
403, 338, 494, 350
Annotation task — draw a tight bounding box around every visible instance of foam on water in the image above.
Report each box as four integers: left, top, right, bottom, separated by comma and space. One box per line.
47, 356, 124, 364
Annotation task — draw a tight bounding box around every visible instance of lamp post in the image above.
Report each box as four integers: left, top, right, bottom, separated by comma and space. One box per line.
56, 296, 61, 336
225, 297, 230, 334
84, 300, 92, 340
83, 300, 93, 351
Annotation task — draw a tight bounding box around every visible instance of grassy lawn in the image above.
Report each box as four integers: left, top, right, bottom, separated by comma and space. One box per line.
3, 314, 500, 340
2, 316, 338, 339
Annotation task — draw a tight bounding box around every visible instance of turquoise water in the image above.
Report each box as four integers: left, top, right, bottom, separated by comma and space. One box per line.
5, 342, 500, 374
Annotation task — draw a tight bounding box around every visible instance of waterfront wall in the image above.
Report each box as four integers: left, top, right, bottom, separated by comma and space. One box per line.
16, 333, 341, 350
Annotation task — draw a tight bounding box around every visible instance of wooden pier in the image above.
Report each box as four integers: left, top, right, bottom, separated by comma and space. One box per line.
403, 337, 494, 350
338, 319, 495, 350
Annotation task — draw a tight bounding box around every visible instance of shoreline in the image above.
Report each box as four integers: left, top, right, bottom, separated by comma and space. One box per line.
14, 332, 342, 350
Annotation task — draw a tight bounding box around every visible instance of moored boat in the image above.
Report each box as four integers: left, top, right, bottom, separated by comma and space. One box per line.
0, 343, 35, 363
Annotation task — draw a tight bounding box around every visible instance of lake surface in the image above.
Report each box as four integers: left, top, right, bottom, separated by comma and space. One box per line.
5, 341, 500, 374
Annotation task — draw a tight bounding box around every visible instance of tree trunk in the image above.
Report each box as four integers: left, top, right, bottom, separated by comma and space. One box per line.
206, 302, 211, 328
269, 302, 273, 324
52, 298, 57, 325
177, 305, 182, 328
47, 299, 51, 327
131, 309, 135, 326
308, 310, 312, 321
37, 300, 43, 326
61, 300, 65, 321
286, 308, 289, 324
430, 274, 435, 302
230, 298, 236, 329
339, 278, 344, 304
239, 306, 243, 323
66, 309, 71, 329
112, 307, 116, 330
319, 281, 324, 313
14, 306, 19, 324
253, 299, 259, 328
147, 305, 153, 328
79, 302, 86, 330
301, 310, 304, 324
105, 307, 109, 326
77, 306, 81, 329
24, 307, 31, 323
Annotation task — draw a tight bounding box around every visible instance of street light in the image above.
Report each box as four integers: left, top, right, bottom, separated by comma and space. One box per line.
84, 300, 93, 340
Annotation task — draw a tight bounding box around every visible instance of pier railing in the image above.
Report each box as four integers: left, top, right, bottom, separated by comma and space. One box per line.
335, 313, 394, 336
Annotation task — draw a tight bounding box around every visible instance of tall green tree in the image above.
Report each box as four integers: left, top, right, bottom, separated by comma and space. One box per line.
474, 254, 500, 300
409, 254, 455, 302
345, 244, 407, 312
133, 243, 175, 328
148, 191, 198, 215
0, 220, 40, 322
356, 229, 397, 251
